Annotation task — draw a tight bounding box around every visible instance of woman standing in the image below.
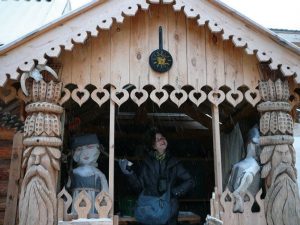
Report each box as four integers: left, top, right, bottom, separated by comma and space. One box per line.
119, 128, 195, 225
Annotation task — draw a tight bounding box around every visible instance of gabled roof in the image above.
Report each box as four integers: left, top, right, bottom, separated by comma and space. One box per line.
0, 0, 300, 86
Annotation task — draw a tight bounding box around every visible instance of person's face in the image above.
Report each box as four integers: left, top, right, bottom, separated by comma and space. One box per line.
74, 144, 100, 165
153, 133, 168, 154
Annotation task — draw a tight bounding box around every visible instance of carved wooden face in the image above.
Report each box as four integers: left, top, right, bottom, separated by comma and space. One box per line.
271, 145, 292, 168
27, 147, 51, 171
73, 144, 100, 165
152, 133, 168, 154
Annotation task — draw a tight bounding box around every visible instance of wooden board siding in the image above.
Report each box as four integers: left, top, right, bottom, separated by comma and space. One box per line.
0, 128, 14, 225
58, 4, 260, 91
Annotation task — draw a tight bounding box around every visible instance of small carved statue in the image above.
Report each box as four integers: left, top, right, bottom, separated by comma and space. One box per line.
70, 134, 109, 214
227, 125, 261, 213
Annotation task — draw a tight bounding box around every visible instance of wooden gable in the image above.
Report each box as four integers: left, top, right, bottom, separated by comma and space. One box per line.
0, 0, 299, 88
58, 4, 260, 92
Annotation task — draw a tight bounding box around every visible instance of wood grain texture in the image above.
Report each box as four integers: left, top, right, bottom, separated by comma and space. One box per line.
148, 4, 169, 88
186, 18, 206, 89
223, 40, 243, 91
110, 18, 130, 88
4, 132, 23, 225
57, 5, 261, 93
168, 7, 187, 88
0, 128, 14, 141
91, 30, 111, 88
206, 31, 225, 90
1, 0, 300, 87
129, 10, 149, 88
71, 41, 91, 89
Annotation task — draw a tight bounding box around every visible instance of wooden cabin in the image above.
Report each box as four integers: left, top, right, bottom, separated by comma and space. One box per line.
0, 1, 300, 225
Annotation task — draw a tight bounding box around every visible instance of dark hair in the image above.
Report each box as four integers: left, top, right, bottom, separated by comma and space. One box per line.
144, 127, 164, 149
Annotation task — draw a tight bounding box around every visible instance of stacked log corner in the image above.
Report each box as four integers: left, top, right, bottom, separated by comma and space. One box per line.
19, 80, 63, 225
258, 79, 300, 225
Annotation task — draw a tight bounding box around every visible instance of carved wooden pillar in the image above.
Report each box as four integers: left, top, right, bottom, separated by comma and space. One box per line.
258, 79, 300, 225
19, 79, 63, 225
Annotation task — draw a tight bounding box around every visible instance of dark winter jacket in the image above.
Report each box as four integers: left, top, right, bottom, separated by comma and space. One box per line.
127, 150, 195, 198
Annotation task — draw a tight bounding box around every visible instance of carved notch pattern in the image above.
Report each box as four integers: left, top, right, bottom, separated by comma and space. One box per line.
19, 73, 63, 225
258, 79, 300, 225
60, 85, 261, 108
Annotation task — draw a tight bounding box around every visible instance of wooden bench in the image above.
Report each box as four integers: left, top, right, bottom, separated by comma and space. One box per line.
119, 211, 201, 224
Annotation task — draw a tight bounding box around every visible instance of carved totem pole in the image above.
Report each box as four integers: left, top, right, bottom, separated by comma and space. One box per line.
19, 67, 63, 225
258, 79, 300, 225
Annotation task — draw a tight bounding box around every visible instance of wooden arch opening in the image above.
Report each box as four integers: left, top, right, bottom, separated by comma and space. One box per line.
43, 4, 265, 224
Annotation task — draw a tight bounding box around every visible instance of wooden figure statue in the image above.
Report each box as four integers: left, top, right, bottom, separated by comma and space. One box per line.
70, 134, 109, 214
227, 125, 261, 213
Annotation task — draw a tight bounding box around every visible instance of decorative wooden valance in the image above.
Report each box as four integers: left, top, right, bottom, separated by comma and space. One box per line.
59, 85, 261, 108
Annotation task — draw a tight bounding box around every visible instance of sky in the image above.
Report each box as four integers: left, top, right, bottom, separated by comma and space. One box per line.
71, 0, 300, 30
220, 0, 300, 30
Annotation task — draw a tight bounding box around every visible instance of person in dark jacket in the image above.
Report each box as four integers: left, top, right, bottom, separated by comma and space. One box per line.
119, 128, 195, 225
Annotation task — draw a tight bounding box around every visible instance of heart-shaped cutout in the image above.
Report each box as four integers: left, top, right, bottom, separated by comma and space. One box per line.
91, 88, 110, 107
226, 90, 243, 107
208, 90, 225, 106
245, 89, 261, 107
150, 89, 168, 107
111, 88, 129, 106
130, 89, 148, 106
189, 90, 207, 107
59, 88, 71, 105
71, 88, 90, 107
170, 89, 188, 107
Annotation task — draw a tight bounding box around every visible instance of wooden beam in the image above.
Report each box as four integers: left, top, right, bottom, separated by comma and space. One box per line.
181, 103, 212, 131
0, 128, 14, 141
4, 132, 23, 225
221, 103, 257, 132
211, 104, 222, 195
109, 87, 115, 217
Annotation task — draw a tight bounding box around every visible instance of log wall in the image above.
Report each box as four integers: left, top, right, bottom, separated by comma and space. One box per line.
0, 127, 14, 225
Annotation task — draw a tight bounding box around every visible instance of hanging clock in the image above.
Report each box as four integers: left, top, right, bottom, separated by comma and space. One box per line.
149, 26, 173, 73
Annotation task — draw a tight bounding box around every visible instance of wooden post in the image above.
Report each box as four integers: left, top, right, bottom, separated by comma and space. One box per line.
4, 132, 23, 225
211, 104, 223, 195
109, 86, 116, 216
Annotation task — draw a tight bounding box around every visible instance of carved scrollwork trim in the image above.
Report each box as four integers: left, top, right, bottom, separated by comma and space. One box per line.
259, 135, 294, 146
23, 136, 62, 147
257, 101, 291, 112
25, 102, 64, 114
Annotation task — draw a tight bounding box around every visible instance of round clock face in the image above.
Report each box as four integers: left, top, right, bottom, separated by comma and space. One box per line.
149, 49, 173, 73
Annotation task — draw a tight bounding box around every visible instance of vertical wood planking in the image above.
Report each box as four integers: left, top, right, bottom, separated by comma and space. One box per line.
129, 10, 149, 89
71, 41, 91, 89
223, 41, 243, 91
110, 19, 130, 89
148, 4, 169, 89
186, 19, 207, 89
91, 30, 111, 89
206, 30, 225, 90
168, 8, 187, 88
59, 51, 73, 86
211, 105, 223, 196
4, 132, 23, 225
243, 53, 260, 90
108, 86, 115, 216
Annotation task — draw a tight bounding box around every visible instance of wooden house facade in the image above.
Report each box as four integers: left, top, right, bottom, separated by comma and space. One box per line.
0, 0, 300, 225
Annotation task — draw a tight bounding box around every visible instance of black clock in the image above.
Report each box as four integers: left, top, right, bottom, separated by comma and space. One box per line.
149, 26, 173, 73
